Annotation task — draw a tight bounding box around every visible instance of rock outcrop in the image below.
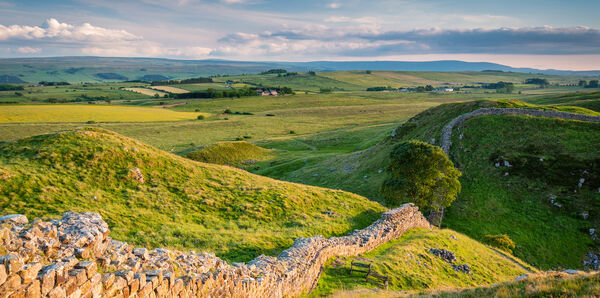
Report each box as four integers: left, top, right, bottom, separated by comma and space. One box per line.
0, 204, 431, 297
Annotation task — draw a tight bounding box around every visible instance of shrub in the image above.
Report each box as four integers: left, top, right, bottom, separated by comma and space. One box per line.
197, 115, 205, 120
224, 109, 232, 114
265, 114, 275, 117
86, 120, 96, 124
289, 130, 295, 134
485, 234, 516, 253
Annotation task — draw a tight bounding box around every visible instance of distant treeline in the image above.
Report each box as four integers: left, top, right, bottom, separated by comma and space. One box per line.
261, 69, 287, 75
175, 86, 293, 99
524, 78, 549, 85
39, 81, 70, 86
579, 80, 599, 88
483, 81, 514, 93
366, 86, 393, 91
0, 84, 24, 91
151, 77, 213, 86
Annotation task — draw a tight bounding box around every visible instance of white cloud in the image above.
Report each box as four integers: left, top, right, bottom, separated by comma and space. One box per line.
221, 0, 246, 3
16, 46, 41, 53
0, 18, 140, 42
328, 3, 341, 9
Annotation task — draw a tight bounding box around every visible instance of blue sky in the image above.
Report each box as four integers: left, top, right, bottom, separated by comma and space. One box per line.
1, 0, 600, 69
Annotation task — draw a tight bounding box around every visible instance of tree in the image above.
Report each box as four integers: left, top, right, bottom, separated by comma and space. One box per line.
380, 140, 461, 226
587, 80, 599, 88
366, 70, 372, 74
579, 80, 587, 87
425, 85, 434, 91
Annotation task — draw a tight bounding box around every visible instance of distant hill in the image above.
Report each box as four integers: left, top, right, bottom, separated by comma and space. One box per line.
0, 56, 598, 83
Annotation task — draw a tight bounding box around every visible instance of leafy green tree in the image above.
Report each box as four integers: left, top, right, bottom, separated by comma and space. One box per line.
587, 80, 599, 88
578, 80, 587, 87
425, 85, 434, 91
380, 140, 461, 226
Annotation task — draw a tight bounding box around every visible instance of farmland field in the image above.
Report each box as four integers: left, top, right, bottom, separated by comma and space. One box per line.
148, 86, 190, 94
123, 87, 168, 97
0, 105, 202, 123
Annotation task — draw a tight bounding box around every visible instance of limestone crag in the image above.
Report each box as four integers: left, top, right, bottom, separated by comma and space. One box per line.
440, 108, 600, 154
0, 203, 431, 297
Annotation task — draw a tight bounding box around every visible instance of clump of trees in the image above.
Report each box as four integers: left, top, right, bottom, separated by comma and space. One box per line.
484, 81, 514, 93
524, 78, 549, 87
380, 140, 462, 226
366, 86, 393, 91
39, 81, 70, 86
261, 69, 287, 75
579, 80, 599, 88
0, 84, 24, 91
151, 77, 213, 86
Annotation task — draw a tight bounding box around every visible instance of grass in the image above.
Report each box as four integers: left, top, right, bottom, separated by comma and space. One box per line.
252, 100, 600, 270
0, 128, 386, 262
0, 105, 204, 123
186, 141, 272, 167
444, 115, 600, 269
310, 228, 534, 297
421, 271, 600, 297
148, 86, 190, 94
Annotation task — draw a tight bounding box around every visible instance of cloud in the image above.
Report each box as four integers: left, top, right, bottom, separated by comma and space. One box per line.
328, 3, 341, 9
0, 18, 140, 42
16, 46, 41, 53
213, 25, 600, 59
221, 0, 245, 3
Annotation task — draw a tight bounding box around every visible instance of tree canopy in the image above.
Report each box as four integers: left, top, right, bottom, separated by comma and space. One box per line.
380, 140, 462, 211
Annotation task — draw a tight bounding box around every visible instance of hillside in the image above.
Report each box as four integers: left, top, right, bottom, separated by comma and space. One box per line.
0, 128, 386, 262
311, 228, 535, 296
252, 100, 600, 269
186, 141, 272, 167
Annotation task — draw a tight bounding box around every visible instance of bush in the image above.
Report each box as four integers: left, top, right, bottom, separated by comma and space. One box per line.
485, 234, 516, 253
197, 115, 205, 120
265, 114, 275, 117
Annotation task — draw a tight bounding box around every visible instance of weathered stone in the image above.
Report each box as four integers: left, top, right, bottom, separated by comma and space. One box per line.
101, 273, 115, 288
0, 265, 6, 286
0, 255, 24, 275
0, 215, 28, 226
47, 286, 66, 298
75, 261, 97, 278
133, 248, 150, 260
19, 263, 42, 283
24, 280, 40, 298
38, 266, 56, 296
0, 274, 22, 296
68, 268, 87, 286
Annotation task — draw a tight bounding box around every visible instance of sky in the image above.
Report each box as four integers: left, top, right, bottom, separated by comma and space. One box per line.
1, 0, 600, 70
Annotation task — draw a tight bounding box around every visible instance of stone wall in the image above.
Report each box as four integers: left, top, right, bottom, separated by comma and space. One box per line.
0, 204, 431, 297
440, 108, 600, 154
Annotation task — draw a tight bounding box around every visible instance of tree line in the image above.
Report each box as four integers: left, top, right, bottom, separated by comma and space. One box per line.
151, 77, 213, 86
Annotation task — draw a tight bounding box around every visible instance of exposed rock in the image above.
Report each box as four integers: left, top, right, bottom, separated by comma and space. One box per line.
515, 274, 529, 281
0, 214, 28, 225
128, 167, 145, 184
428, 248, 456, 264
452, 264, 471, 274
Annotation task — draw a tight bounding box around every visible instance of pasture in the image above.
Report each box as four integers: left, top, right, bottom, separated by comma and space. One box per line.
149, 86, 190, 94
0, 105, 202, 123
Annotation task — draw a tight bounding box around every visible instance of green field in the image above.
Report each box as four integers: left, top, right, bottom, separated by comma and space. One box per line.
0, 105, 204, 123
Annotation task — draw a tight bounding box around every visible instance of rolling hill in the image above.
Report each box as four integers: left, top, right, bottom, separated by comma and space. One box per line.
0, 127, 386, 262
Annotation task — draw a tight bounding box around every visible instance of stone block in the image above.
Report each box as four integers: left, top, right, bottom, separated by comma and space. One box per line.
48, 286, 66, 298
0, 275, 22, 297
0, 215, 28, 226
101, 273, 115, 288
0, 255, 24, 275
19, 263, 42, 284
75, 261, 97, 279
24, 280, 40, 298
68, 268, 87, 286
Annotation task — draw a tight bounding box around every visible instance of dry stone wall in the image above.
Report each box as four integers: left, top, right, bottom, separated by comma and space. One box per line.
0, 204, 431, 297
440, 108, 600, 154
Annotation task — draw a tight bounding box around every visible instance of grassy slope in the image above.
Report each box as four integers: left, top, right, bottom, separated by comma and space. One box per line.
445, 115, 600, 269
525, 89, 600, 112
0, 128, 386, 262
311, 228, 534, 296
254, 100, 600, 269
186, 141, 272, 167
421, 271, 600, 297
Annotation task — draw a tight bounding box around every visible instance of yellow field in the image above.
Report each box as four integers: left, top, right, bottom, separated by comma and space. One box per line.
0, 105, 205, 123
149, 86, 190, 94
123, 88, 168, 97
